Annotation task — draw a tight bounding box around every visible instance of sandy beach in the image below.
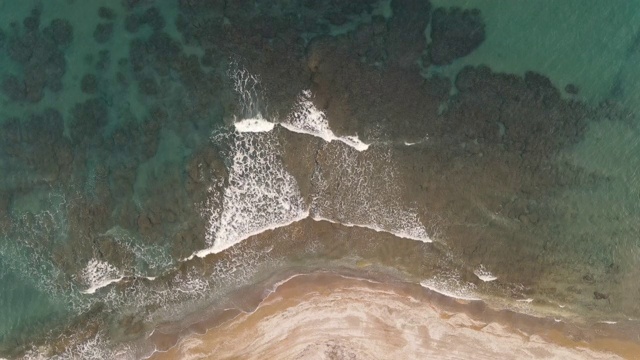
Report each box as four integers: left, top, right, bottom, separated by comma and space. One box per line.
146, 271, 640, 360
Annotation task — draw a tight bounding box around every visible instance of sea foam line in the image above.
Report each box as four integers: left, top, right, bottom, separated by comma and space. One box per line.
79, 259, 124, 294
420, 278, 480, 302
188, 210, 310, 260
281, 90, 369, 151
311, 216, 432, 243
473, 265, 498, 282
233, 117, 275, 133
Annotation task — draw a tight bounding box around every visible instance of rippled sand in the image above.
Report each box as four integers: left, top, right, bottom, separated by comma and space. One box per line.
148, 273, 634, 360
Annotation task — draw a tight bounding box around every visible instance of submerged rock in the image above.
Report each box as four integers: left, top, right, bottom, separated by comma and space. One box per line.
2, 14, 71, 103
93, 23, 114, 44
429, 7, 485, 65
43, 18, 73, 47
69, 98, 109, 143
81, 73, 98, 94
98, 6, 116, 20
124, 7, 165, 33
22, 8, 41, 32
565, 83, 580, 95
387, 0, 432, 68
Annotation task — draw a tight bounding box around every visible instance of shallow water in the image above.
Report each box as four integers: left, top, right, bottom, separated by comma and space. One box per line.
0, 0, 639, 358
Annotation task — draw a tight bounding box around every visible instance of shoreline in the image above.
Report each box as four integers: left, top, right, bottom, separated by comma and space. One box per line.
142, 268, 640, 360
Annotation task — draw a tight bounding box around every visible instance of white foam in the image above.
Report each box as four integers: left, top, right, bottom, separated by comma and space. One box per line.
282, 90, 369, 151
229, 60, 264, 120
597, 321, 617, 325
516, 298, 534, 303
312, 216, 432, 243
234, 117, 275, 133
192, 211, 308, 259
193, 128, 308, 258
185, 62, 309, 259
420, 277, 480, 301
473, 265, 498, 282
310, 145, 433, 244
186, 67, 432, 259
79, 259, 124, 294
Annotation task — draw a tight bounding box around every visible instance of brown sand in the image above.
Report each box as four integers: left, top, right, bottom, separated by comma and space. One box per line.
147, 272, 639, 360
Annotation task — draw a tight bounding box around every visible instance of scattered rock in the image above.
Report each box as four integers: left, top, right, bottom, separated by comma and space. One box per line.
0, 28, 6, 48
23, 8, 41, 31
125, 7, 165, 33
93, 23, 114, 44
98, 6, 116, 20
2, 14, 71, 103
582, 273, 595, 284
43, 18, 73, 47
565, 83, 579, 95
81, 73, 98, 94
2, 75, 26, 101
142, 7, 165, 31
96, 49, 111, 71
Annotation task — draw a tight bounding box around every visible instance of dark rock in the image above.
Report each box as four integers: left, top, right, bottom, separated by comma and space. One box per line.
81, 73, 98, 94
524, 71, 560, 104
138, 76, 158, 96
96, 50, 111, 71
23, 10, 41, 31
69, 98, 109, 143
565, 83, 579, 95
44, 51, 67, 89
201, 48, 218, 67
7, 35, 35, 64
325, 12, 348, 26
54, 139, 74, 166
25, 108, 64, 144
2, 75, 26, 101
129, 32, 182, 73
387, 0, 432, 67
129, 38, 149, 71
582, 273, 595, 284
449, 65, 588, 156
178, 0, 225, 15
593, 291, 609, 300
429, 7, 485, 65
116, 71, 129, 88
148, 31, 182, 59
49, 78, 63, 92
23, 67, 46, 102
0, 117, 21, 149
424, 75, 452, 100
122, 0, 148, 10
124, 14, 142, 33
454, 65, 491, 92
43, 19, 73, 47
93, 23, 114, 44
98, 6, 116, 20
142, 7, 165, 31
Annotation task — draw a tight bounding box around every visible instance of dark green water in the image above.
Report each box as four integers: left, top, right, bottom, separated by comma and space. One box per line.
0, 0, 639, 358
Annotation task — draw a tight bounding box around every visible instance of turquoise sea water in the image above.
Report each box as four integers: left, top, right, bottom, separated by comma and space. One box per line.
0, 0, 639, 358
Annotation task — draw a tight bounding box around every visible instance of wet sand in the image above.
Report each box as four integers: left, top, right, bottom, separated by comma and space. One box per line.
147, 271, 639, 360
